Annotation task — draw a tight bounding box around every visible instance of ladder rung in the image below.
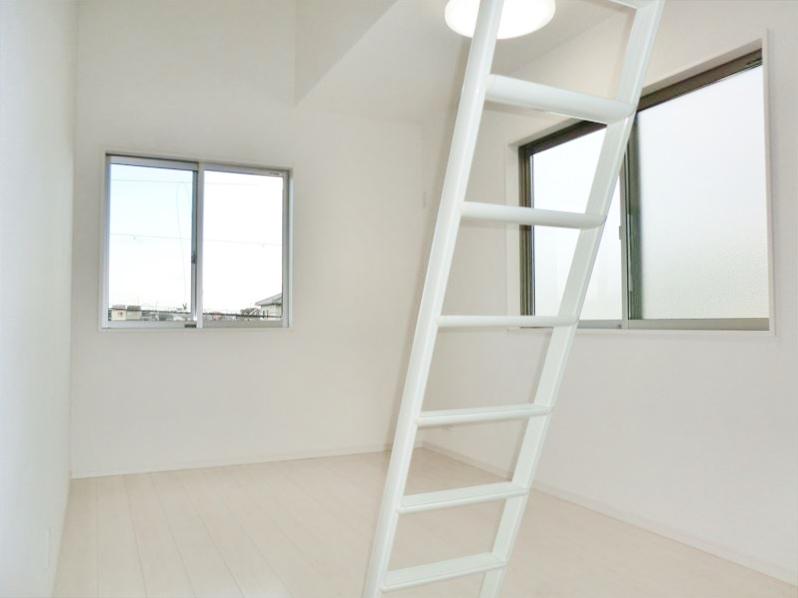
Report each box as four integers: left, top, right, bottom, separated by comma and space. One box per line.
486, 75, 635, 124
399, 482, 528, 514
462, 202, 604, 229
417, 404, 551, 428
438, 315, 575, 329
382, 553, 506, 592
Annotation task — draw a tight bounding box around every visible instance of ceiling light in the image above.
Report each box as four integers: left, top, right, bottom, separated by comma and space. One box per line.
444, 0, 556, 40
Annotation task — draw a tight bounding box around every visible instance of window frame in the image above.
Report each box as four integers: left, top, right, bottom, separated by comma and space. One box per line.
101, 153, 292, 330
518, 50, 769, 332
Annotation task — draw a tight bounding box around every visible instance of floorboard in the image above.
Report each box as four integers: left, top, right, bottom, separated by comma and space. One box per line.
54, 449, 796, 598
124, 474, 193, 598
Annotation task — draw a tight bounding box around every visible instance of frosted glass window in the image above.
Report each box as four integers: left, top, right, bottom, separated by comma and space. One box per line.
532, 129, 622, 320
636, 66, 769, 319
519, 51, 769, 330
107, 164, 194, 322
202, 171, 285, 321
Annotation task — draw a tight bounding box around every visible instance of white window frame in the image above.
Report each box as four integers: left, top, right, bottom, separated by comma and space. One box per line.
101, 153, 292, 330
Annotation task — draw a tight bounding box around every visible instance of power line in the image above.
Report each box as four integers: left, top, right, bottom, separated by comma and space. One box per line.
110, 233, 281, 247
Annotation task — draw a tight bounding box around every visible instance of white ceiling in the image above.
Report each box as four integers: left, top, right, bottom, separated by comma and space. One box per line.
298, 0, 628, 122
294, 0, 397, 101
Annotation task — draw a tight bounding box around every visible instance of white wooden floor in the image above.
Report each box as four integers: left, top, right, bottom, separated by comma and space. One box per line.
54, 449, 794, 598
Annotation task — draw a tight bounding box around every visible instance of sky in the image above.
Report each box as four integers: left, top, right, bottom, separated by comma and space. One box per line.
108, 164, 284, 315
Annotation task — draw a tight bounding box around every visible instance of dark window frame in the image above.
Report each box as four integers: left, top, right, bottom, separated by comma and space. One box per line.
518, 50, 769, 331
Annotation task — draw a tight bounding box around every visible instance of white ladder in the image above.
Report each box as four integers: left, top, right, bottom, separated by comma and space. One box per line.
362, 1, 664, 596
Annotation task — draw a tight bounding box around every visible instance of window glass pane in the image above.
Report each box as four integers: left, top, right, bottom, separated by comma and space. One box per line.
636, 66, 769, 319
202, 170, 284, 321
107, 164, 194, 322
532, 129, 622, 320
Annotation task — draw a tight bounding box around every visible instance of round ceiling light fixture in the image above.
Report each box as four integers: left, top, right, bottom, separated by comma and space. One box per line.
444, 0, 556, 40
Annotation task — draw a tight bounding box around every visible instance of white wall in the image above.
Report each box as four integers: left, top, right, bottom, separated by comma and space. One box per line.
0, 2, 77, 595
423, 0, 798, 585
70, 0, 427, 477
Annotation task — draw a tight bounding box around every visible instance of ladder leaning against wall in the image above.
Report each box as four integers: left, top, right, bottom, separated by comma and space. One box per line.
362, 0, 664, 596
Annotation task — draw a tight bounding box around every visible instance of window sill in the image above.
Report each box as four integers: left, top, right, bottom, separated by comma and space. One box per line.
100, 320, 289, 332
506, 319, 774, 338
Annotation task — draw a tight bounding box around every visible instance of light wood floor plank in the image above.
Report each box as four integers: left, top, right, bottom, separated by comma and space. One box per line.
235, 461, 358, 596
96, 476, 147, 598
56, 450, 796, 598
177, 468, 290, 598
125, 474, 194, 598
150, 471, 243, 598
207, 465, 337, 598
54, 478, 98, 598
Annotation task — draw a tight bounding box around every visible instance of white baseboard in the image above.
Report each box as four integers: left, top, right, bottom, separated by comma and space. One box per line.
71, 441, 416, 479
421, 441, 797, 587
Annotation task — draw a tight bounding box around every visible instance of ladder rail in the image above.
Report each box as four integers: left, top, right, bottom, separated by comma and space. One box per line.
479, 3, 665, 596
360, 1, 506, 595
363, 1, 664, 596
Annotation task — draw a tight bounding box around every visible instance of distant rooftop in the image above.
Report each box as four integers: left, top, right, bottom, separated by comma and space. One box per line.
256, 293, 282, 307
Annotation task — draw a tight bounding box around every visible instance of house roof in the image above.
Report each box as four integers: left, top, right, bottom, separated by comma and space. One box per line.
256, 293, 282, 307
